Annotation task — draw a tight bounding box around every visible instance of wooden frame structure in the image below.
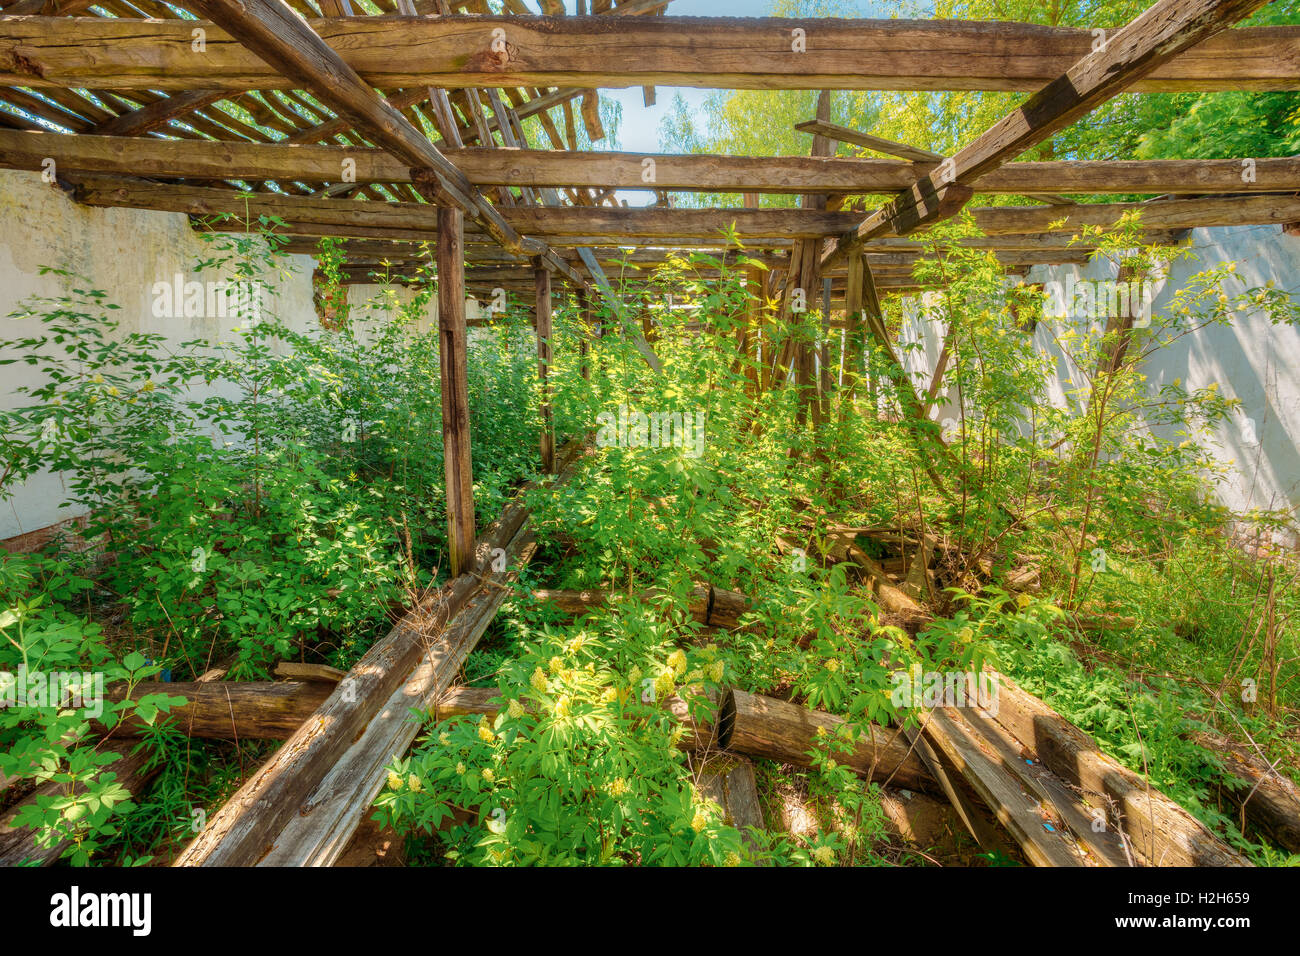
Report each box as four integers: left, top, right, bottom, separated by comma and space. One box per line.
0, 0, 1294, 866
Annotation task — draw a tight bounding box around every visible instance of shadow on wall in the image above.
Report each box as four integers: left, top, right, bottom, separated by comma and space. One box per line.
897, 223, 1300, 525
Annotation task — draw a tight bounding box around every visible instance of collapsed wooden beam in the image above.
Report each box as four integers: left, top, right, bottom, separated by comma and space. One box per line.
0, 741, 154, 866
172, 446, 580, 867
992, 673, 1252, 866
3, 16, 1296, 93
717, 688, 936, 794
836, 0, 1274, 256
532, 584, 751, 628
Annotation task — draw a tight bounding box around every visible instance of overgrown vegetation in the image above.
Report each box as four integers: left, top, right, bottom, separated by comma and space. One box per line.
2, 207, 1297, 866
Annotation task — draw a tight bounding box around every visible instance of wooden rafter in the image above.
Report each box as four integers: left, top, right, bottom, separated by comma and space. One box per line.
184, 0, 580, 284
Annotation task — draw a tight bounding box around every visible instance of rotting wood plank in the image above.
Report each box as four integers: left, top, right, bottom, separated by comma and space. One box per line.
16, 130, 1300, 196
922, 705, 1089, 866
260, 523, 542, 866
172, 444, 581, 867
991, 672, 1252, 866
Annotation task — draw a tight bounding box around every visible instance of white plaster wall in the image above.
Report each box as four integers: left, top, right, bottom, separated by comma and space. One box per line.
898, 224, 1300, 523
0, 169, 487, 540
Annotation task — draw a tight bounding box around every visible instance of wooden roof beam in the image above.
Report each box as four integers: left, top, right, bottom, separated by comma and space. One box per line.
827, 0, 1277, 268
3, 15, 1296, 93
10, 130, 1300, 197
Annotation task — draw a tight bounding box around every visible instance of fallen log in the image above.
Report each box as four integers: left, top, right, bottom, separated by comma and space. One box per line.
274, 662, 347, 683
432, 685, 721, 752
0, 658, 233, 865
531, 583, 751, 629
717, 688, 935, 794
695, 753, 766, 860
0, 741, 156, 866
991, 673, 1252, 866
777, 531, 927, 621
253, 447, 591, 867
174, 442, 583, 867
1193, 729, 1300, 854
100, 680, 333, 740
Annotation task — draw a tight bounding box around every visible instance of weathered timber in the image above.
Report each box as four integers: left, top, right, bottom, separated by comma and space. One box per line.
531, 583, 750, 628
4, 16, 1297, 93
794, 119, 941, 162
922, 705, 1088, 866
438, 204, 476, 576
67, 175, 1285, 245
696, 754, 766, 857
10, 130, 1300, 196
0, 741, 154, 866
184, 0, 576, 281
992, 673, 1252, 866
717, 688, 935, 794
259, 522, 543, 866
840, 0, 1273, 250
535, 259, 555, 473
274, 661, 346, 683
171, 446, 581, 867
1193, 729, 1300, 854
963, 706, 1134, 866
100, 680, 333, 740
432, 685, 720, 750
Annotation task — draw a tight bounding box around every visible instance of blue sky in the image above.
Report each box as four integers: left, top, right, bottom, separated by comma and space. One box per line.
562, 0, 783, 154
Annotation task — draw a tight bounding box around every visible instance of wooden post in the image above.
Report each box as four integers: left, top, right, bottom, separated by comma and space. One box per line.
795, 91, 831, 438
534, 258, 555, 474
840, 250, 864, 422
576, 286, 591, 381
437, 205, 476, 577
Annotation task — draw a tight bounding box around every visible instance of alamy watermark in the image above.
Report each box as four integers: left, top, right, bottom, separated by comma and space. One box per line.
1043, 274, 1154, 328
890, 665, 1000, 717
0, 666, 104, 719
151, 274, 264, 321
595, 404, 706, 458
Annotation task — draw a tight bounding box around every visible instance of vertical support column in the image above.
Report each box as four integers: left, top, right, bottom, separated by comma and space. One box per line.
741, 265, 763, 396
534, 257, 555, 474
437, 205, 476, 577
840, 250, 865, 423
795, 90, 832, 437
576, 286, 591, 381
861, 257, 887, 419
